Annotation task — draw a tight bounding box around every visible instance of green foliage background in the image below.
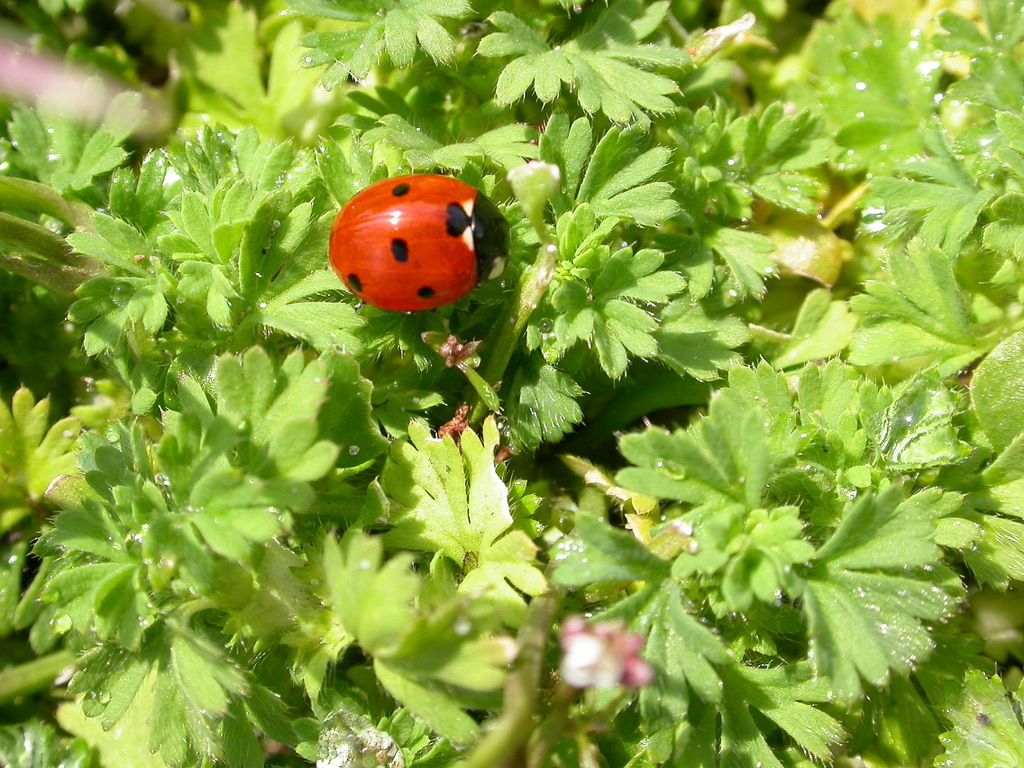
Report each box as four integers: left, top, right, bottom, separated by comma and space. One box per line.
2, 0, 1024, 766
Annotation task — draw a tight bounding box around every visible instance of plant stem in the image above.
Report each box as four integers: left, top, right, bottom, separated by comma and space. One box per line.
0, 210, 100, 291
0, 211, 79, 265
820, 182, 867, 230
456, 587, 564, 768
469, 240, 558, 426
0, 649, 76, 705
0, 176, 94, 230
0, 251, 95, 293
0, 177, 100, 291
526, 680, 577, 768
467, 161, 561, 426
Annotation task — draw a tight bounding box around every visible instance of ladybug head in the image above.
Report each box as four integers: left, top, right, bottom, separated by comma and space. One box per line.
470, 192, 510, 282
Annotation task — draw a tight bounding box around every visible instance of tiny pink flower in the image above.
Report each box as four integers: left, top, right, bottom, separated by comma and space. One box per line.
559, 616, 654, 689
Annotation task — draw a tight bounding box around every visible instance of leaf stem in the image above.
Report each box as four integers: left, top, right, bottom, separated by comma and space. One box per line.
470, 162, 562, 426
820, 182, 867, 230
0, 649, 76, 705
0, 251, 95, 293
0, 211, 100, 292
0, 211, 79, 264
526, 680, 576, 768
0, 176, 94, 230
456, 587, 564, 768
470, 241, 558, 426
0, 177, 100, 291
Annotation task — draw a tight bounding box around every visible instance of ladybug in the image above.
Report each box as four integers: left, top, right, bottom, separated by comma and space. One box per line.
329, 174, 510, 311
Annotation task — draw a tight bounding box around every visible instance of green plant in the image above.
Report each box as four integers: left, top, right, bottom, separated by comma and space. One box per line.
2, 0, 1024, 766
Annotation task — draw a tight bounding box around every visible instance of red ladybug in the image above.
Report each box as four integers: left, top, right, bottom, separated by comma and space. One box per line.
329, 175, 510, 311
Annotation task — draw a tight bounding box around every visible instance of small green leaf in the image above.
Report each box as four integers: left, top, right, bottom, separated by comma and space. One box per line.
321, 532, 507, 742
656, 296, 748, 381
505, 359, 583, 451
800, 486, 962, 702
537, 233, 685, 379
576, 129, 679, 225
973, 330, 1024, 451
935, 670, 1024, 767
983, 191, 1024, 259
850, 238, 977, 373
708, 227, 777, 298
6, 89, 142, 197
374, 661, 479, 745
864, 370, 971, 470
633, 582, 727, 736
1, 719, 100, 768
367, 116, 539, 171
318, 354, 388, 468
461, 366, 500, 412
870, 126, 996, 253
797, 11, 943, 172
552, 514, 670, 586
718, 664, 846, 766
957, 511, 1024, 588
480, 1, 688, 124
297, 0, 471, 82
0, 388, 81, 524
175, 4, 276, 134
720, 506, 814, 612
255, 273, 364, 354
618, 389, 771, 509
323, 533, 416, 654
383, 419, 545, 624
770, 290, 856, 369
0, 538, 28, 638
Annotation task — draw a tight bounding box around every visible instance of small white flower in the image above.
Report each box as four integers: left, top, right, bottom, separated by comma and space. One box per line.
559, 616, 653, 689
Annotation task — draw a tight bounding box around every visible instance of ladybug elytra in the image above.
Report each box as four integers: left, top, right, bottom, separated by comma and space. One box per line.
329, 174, 510, 311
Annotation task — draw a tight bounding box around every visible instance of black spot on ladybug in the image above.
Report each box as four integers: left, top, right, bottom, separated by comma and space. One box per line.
418, 286, 435, 299
347, 273, 362, 292
391, 239, 409, 262
392, 182, 410, 196
445, 203, 470, 237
